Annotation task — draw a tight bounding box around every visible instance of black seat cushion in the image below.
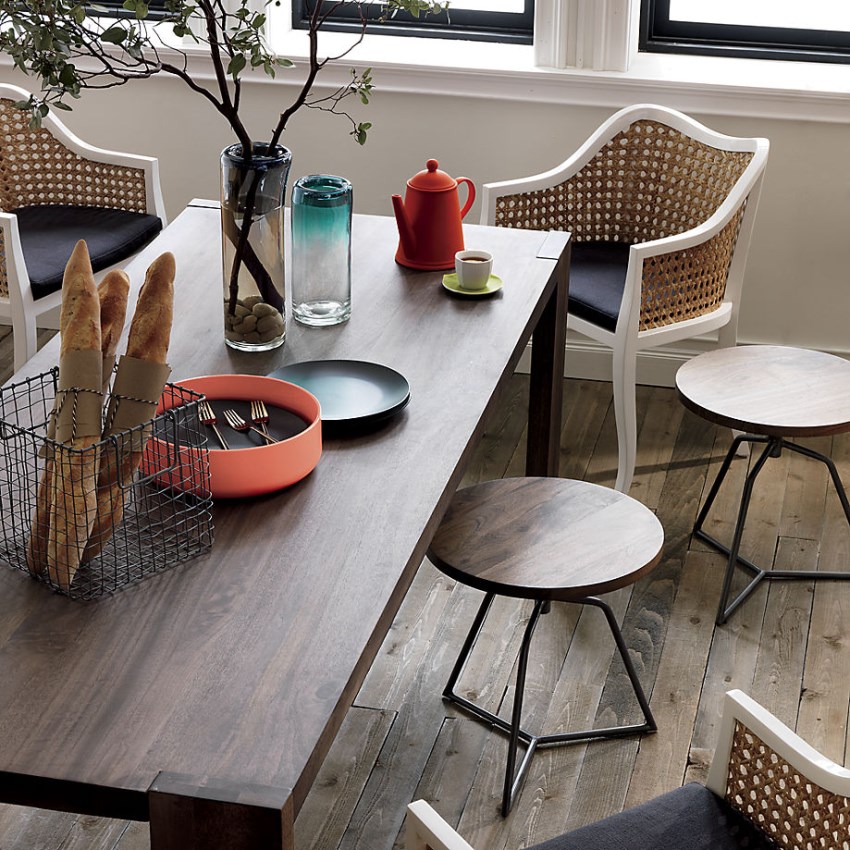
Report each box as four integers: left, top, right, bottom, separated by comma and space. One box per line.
528, 784, 775, 850
568, 240, 631, 332
13, 205, 163, 300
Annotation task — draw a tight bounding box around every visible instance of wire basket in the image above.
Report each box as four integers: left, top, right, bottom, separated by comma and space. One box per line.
0, 368, 214, 600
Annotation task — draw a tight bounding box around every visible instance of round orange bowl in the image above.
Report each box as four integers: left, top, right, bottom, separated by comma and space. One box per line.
148, 373, 322, 499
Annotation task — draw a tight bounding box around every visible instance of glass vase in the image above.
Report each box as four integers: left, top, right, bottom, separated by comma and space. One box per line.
291, 174, 353, 326
220, 142, 292, 351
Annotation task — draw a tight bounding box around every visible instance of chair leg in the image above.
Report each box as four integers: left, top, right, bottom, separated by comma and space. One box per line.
443, 594, 655, 817
612, 346, 637, 494
12, 303, 38, 373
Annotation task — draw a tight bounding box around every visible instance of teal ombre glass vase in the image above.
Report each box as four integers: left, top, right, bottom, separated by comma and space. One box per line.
291, 174, 352, 326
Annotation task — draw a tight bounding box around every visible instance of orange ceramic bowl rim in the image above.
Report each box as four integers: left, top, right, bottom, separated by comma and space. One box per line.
157, 373, 322, 498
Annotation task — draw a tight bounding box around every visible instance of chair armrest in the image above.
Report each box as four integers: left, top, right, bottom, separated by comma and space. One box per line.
629, 207, 746, 332
706, 690, 850, 846
406, 801, 475, 850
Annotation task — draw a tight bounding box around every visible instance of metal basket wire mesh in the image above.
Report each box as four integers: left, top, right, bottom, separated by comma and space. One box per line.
0, 369, 214, 600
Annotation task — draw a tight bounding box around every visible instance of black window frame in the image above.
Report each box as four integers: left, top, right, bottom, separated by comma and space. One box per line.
640, 0, 850, 65
291, 0, 533, 45
85, 0, 170, 20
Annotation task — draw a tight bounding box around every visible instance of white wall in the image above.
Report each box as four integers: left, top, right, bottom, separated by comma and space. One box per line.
3, 65, 849, 364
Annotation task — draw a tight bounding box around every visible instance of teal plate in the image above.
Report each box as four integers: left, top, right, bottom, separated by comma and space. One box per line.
442, 273, 503, 297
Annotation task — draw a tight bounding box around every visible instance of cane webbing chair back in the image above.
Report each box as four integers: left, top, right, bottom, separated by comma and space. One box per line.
491, 119, 754, 332
725, 720, 850, 848
0, 97, 149, 215
0, 83, 166, 372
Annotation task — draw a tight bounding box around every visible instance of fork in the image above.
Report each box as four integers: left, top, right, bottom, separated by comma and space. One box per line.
222, 409, 279, 444
198, 400, 230, 450
250, 399, 271, 437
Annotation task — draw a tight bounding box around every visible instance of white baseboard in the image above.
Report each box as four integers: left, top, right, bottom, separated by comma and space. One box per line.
516, 335, 850, 388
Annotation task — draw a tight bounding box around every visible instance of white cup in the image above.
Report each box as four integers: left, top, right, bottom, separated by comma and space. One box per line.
455, 250, 493, 290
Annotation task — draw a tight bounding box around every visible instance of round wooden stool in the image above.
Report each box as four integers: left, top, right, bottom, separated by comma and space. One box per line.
428, 477, 664, 816
676, 345, 850, 625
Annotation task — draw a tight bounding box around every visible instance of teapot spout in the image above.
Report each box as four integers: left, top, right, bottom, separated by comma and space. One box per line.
392, 194, 417, 259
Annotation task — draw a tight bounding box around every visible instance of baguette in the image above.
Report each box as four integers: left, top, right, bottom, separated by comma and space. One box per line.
47, 240, 103, 590
25, 444, 53, 577
24, 270, 128, 577
82, 252, 175, 562
99, 270, 131, 388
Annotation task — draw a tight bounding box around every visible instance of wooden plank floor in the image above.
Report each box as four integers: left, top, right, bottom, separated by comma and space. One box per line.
1, 325, 849, 850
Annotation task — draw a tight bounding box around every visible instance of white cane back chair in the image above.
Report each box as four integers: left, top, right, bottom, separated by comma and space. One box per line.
0, 83, 167, 371
481, 104, 769, 492
408, 689, 850, 850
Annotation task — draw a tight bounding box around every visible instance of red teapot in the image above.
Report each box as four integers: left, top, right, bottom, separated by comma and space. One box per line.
392, 159, 476, 270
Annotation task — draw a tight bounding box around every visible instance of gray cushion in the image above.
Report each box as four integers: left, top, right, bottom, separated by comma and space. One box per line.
568, 240, 630, 332
528, 784, 774, 850
13, 204, 163, 299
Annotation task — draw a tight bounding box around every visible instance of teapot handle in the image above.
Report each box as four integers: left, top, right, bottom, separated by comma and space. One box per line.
457, 178, 476, 220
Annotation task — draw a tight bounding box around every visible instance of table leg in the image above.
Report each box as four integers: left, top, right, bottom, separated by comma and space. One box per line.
526, 240, 570, 477
148, 772, 293, 850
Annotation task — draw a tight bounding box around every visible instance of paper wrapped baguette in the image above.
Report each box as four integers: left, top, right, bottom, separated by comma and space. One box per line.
82, 252, 174, 562
98, 270, 131, 391
45, 241, 104, 589
25, 268, 130, 577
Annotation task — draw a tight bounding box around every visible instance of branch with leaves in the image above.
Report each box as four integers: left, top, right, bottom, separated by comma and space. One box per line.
0, 0, 447, 341
0, 0, 446, 151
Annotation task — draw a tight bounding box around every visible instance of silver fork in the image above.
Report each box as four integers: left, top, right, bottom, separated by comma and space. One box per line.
250, 399, 271, 436
222, 409, 279, 444
198, 400, 230, 450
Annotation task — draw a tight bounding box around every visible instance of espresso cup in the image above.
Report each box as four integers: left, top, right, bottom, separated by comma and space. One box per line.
455, 250, 493, 290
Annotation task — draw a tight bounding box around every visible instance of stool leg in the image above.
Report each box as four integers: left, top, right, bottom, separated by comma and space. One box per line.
714, 439, 776, 624
696, 437, 850, 624
693, 434, 767, 536
502, 600, 545, 816
783, 440, 850, 526
442, 595, 545, 817
443, 593, 495, 701
578, 597, 656, 735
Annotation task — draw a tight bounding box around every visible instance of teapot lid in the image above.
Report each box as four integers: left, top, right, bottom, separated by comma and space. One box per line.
408, 159, 457, 191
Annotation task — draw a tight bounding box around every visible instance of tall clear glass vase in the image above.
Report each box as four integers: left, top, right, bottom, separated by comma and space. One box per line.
220, 142, 292, 351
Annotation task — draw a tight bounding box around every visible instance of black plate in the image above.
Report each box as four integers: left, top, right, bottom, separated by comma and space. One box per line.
268, 360, 410, 427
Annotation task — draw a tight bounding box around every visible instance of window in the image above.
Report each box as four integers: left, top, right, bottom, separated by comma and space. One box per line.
290, 0, 534, 45
641, 0, 850, 64
87, 0, 170, 20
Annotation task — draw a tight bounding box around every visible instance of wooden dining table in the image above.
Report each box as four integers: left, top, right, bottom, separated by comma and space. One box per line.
0, 201, 569, 849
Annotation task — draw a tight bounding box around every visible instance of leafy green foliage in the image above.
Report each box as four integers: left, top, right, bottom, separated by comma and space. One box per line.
0, 0, 446, 149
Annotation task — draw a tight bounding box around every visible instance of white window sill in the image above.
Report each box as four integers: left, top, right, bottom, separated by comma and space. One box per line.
267, 16, 850, 123
4, 13, 850, 124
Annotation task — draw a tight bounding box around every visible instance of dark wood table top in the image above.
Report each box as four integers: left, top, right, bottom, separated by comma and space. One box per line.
675, 344, 850, 437
428, 478, 664, 602
0, 202, 569, 848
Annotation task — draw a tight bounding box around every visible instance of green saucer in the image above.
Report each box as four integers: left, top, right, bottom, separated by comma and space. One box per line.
442, 273, 503, 297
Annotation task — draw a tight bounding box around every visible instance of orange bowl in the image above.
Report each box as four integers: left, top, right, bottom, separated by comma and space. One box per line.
151, 374, 322, 499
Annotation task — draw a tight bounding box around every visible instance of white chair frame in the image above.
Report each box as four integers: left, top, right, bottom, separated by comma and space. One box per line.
481, 104, 770, 492
408, 689, 850, 850
0, 82, 168, 372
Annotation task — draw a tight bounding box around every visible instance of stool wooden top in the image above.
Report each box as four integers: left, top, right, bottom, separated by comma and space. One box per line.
675, 345, 850, 437
428, 478, 664, 602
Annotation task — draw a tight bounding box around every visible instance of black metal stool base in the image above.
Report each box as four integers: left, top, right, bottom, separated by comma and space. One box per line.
443, 593, 656, 817
695, 434, 850, 625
